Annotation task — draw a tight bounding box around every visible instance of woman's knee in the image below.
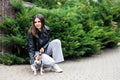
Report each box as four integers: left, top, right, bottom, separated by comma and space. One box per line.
42, 54, 55, 65
53, 39, 61, 45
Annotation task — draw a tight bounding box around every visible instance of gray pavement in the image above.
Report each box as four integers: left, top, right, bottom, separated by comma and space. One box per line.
0, 47, 120, 80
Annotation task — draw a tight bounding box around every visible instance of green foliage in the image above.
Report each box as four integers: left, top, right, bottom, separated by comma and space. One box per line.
10, 0, 24, 11
24, 0, 66, 9
0, 53, 26, 65
0, 0, 120, 63
111, 1, 120, 22
0, 4, 41, 54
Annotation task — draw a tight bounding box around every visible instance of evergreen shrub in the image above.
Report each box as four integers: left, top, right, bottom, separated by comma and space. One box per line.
0, 0, 120, 63
0, 53, 27, 65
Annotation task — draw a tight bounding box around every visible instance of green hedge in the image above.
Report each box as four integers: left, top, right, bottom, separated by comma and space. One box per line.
0, 0, 120, 63
0, 53, 29, 65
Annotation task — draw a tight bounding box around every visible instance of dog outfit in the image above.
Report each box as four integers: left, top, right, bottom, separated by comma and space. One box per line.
34, 51, 43, 68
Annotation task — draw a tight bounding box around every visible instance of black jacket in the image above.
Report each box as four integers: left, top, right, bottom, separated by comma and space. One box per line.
27, 26, 50, 64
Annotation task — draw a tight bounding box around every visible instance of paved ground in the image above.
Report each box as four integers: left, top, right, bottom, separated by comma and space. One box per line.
0, 47, 120, 80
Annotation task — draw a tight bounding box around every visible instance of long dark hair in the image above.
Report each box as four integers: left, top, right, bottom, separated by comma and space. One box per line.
28, 14, 45, 38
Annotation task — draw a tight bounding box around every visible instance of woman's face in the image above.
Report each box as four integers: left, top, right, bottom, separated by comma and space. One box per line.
34, 18, 42, 29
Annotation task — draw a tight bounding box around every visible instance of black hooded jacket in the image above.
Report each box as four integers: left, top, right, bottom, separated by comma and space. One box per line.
27, 25, 50, 64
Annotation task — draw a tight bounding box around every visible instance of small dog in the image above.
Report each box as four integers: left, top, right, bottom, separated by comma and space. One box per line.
31, 51, 43, 75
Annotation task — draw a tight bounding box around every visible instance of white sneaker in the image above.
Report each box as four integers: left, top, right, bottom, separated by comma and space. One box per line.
31, 65, 34, 71
51, 64, 63, 73
44, 66, 52, 72
31, 65, 36, 71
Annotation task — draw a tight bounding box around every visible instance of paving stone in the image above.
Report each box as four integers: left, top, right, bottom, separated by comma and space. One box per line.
0, 47, 120, 80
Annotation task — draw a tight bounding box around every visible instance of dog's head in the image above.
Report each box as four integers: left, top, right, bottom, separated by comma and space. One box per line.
34, 51, 42, 64
35, 55, 42, 61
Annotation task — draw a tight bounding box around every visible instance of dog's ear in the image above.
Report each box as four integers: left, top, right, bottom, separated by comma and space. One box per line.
34, 54, 37, 58
35, 51, 41, 57
35, 55, 41, 60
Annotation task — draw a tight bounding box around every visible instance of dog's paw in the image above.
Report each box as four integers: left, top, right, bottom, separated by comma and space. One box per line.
34, 71, 37, 76
34, 73, 37, 76
40, 72, 43, 75
40, 70, 43, 75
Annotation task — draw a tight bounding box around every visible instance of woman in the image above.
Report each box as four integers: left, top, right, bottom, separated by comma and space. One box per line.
27, 14, 64, 73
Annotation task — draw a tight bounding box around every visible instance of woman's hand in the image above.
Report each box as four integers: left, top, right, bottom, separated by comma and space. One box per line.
40, 48, 44, 53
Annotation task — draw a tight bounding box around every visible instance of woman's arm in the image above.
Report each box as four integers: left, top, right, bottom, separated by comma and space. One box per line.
42, 25, 50, 50
27, 33, 35, 64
